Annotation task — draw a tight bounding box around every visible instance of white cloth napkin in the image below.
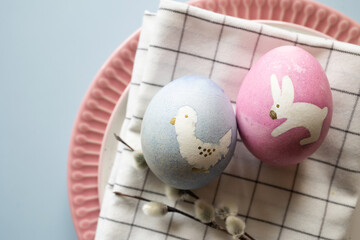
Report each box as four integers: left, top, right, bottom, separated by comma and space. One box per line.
95, 1, 360, 239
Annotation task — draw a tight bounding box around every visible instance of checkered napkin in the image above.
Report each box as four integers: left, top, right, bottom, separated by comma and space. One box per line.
95, 1, 360, 239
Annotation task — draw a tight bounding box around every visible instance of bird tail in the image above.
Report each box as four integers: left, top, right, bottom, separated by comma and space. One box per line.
219, 129, 232, 156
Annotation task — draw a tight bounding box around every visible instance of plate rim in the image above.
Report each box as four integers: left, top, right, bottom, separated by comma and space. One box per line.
97, 87, 129, 204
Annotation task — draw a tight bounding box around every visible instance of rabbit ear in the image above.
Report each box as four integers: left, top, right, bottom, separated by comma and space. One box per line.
281, 76, 295, 103
271, 74, 281, 102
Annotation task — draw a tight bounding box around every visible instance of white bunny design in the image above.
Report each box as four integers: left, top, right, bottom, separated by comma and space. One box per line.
269, 74, 328, 146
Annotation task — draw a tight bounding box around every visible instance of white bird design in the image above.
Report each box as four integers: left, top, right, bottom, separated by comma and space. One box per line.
170, 106, 232, 172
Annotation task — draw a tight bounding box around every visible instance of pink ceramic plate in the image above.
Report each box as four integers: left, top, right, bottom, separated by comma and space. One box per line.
67, 1, 360, 239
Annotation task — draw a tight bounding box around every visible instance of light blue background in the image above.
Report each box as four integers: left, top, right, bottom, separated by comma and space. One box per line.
0, 0, 358, 239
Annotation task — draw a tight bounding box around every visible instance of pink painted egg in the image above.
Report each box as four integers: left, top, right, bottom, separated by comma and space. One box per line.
236, 46, 333, 166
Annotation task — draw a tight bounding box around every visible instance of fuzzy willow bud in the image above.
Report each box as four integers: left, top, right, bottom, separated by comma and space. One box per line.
142, 202, 168, 217
216, 202, 239, 220
225, 216, 245, 239
133, 151, 148, 170
165, 185, 182, 201
194, 199, 215, 223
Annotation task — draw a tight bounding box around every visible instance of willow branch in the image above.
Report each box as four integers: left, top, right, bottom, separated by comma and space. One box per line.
114, 133, 134, 151
115, 191, 255, 240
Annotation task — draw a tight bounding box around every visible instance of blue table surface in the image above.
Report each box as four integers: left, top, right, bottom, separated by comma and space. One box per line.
0, 0, 359, 239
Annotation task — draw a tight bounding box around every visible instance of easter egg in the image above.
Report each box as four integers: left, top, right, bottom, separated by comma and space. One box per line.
236, 46, 332, 166
141, 76, 237, 189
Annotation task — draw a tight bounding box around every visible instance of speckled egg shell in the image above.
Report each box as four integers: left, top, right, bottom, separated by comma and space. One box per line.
236, 46, 333, 166
141, 76, 237, 189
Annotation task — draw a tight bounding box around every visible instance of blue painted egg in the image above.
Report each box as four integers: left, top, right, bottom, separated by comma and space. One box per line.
141, 76, 237, 189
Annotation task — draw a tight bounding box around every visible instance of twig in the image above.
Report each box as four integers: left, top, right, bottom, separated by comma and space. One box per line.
115, 191, 255, 240
113, 133, 134, 151
183, 190, 199, 200
116, 192, 228, 234
169, 207, 229, 234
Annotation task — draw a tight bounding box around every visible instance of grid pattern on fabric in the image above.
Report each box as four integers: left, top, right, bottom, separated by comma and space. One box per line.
95, 1, 360, 240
